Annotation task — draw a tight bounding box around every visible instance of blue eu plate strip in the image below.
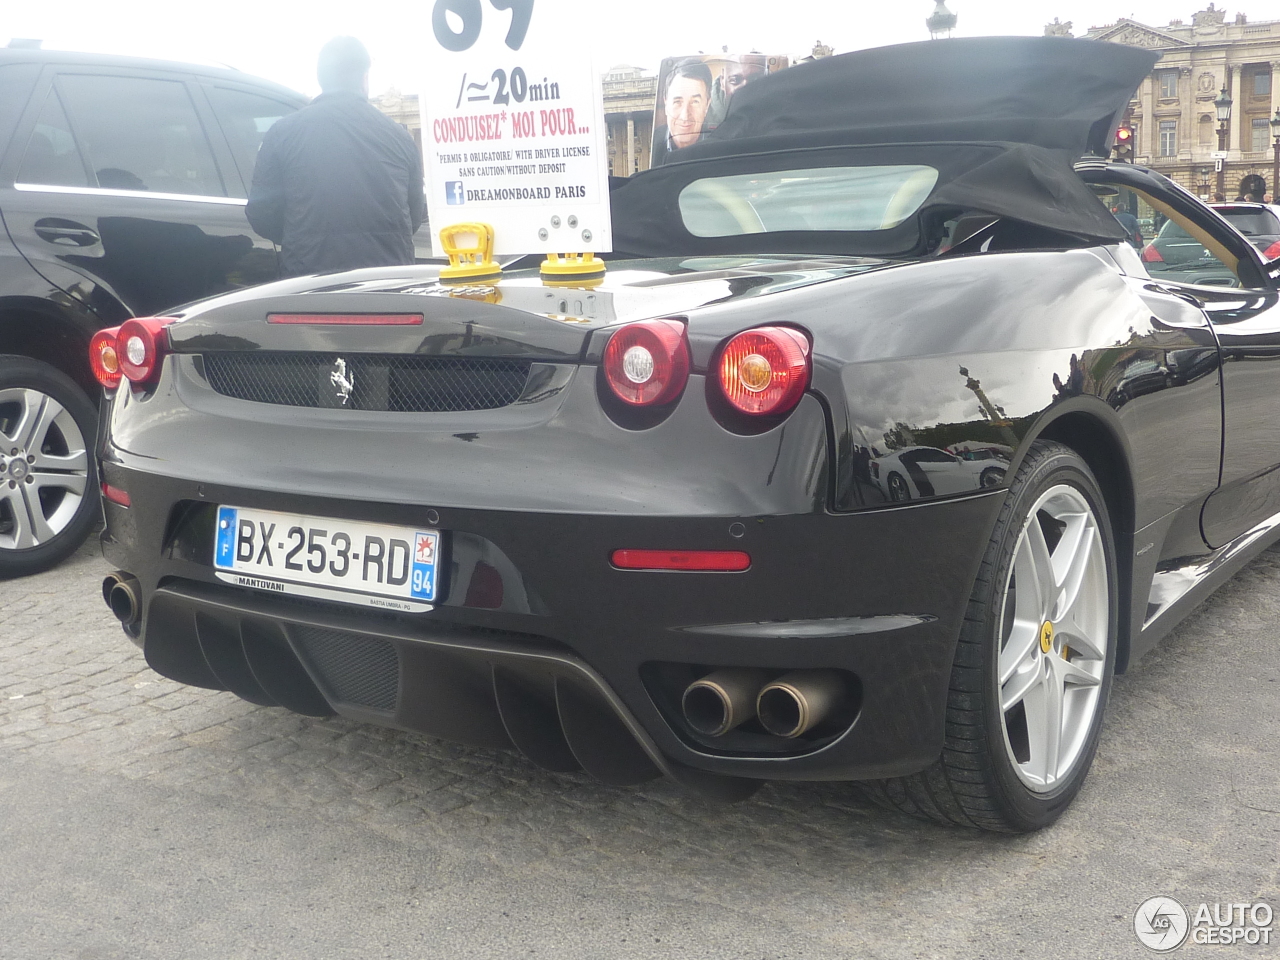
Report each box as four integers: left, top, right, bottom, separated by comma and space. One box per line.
214, 506, 238, 569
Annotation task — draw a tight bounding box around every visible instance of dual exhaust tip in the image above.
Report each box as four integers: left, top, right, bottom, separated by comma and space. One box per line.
681, 668, 847, 739
102, 571, 141, 634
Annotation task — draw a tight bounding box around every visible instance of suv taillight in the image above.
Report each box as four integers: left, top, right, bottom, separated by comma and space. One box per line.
116, 317, 178, 387
715, 326, 811, 417
1263, 240, 1280, 261
89, 326, 123, 389
602, 319, 690, 406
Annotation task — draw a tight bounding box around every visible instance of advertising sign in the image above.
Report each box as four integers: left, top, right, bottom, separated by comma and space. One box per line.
421, 0, 612, 256
650, 53, 788, 167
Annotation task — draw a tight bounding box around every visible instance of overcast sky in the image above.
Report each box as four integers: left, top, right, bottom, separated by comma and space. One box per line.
3, 2, 1246, 97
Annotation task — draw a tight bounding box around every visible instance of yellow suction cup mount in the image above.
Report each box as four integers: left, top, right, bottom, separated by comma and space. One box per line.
540, 252, 606, 283
439, 222, 502, 284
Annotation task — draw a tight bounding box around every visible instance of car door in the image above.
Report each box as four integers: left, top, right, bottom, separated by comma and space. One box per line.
1101, 170, 1280, 549
0, 64, 280, 321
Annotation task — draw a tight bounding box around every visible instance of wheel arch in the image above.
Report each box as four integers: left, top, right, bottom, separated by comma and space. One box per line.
1022, 401, 1137, 673
0, 297, 102, 398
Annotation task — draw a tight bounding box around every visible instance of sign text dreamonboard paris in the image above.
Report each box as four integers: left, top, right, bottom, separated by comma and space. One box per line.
420, 0, 612, 257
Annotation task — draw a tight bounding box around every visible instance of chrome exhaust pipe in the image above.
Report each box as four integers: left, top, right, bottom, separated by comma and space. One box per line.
102, 572, 141, 628
682, 668, 769, 737
757, 670, 845, 738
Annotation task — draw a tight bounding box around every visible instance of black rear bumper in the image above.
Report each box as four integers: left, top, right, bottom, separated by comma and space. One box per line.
102, 462, 1004, 790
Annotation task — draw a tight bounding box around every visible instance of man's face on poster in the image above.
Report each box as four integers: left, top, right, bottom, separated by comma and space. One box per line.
723, 57, 765, 100
665, 74, 710, 149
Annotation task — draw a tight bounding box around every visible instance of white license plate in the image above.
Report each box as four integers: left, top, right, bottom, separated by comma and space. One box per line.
214, 505, 440, 612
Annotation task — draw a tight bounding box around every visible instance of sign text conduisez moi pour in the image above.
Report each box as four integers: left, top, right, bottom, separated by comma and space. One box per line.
421, 0, 612, 256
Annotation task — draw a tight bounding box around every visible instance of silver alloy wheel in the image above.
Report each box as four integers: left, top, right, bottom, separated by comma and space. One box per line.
0, 387, 90, 550
996, 483, 1109, 793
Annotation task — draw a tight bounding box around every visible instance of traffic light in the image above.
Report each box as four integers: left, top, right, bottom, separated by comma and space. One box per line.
1113, 125, 1134, 162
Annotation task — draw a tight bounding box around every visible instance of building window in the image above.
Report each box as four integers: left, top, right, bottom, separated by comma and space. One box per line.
1253, 118, 1271, 153
1254, 72, 1272, 97
1159, 120, 1177, 157
1159, 72, 1178, 99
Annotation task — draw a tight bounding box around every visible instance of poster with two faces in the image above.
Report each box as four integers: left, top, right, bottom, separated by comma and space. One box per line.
651, 53, 788, 166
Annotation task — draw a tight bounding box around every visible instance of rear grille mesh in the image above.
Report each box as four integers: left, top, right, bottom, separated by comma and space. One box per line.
202, 352, 531, 412
292, 626, 399, 712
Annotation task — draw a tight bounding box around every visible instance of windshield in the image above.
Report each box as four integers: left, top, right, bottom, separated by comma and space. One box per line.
1219, 210, 1280, 237
678, 164, 939, 238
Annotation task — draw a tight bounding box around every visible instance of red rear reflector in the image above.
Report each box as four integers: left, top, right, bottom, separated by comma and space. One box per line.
101, 482, 131, 507
267, 314, 424, 325
1140, 244, 1164, 263
611, 549, 750, 572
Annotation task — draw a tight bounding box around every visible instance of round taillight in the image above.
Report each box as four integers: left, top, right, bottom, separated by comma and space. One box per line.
717, 326, 811, 416
116, 317, 177, 386
603, 319, 690, 406
89, 326, 122, 389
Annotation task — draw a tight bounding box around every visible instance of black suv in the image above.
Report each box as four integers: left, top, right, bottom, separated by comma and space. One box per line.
0, 46, 309, 577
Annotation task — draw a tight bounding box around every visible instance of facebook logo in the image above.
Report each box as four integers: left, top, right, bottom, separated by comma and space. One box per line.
445, 181, 465, 205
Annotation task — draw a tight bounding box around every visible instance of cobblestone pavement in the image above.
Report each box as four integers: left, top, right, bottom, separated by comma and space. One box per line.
1, 535, 1277, 959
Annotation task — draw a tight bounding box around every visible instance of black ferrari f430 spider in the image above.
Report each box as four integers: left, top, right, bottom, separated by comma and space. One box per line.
92, 37, 1280, 832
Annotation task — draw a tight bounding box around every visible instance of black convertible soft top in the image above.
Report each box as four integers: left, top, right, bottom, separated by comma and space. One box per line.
611, 37, 1158, 257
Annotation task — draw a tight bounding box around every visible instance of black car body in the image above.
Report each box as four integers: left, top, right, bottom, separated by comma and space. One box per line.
0, 46, 308, 576
96, 38, 1280, 831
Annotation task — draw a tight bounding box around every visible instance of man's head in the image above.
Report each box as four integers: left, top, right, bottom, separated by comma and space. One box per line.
318, 36, 371, 95
663, 59, 712, 149
721, 54, 766, 102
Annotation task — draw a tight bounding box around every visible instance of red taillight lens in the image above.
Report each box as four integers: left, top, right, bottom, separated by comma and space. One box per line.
716, 326, 811, 416
611, 549, 750, 571
1140, 243, 1164, 263
602, 319, 690, 406
89, 326, 122, 389
1263, 240, 1280, 260
117, 317, 178, 386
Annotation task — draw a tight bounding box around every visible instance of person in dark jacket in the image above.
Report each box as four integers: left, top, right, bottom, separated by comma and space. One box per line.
246, 36, 425, 276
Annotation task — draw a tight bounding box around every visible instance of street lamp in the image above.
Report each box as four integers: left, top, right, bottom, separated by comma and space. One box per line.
1271, 108, 1280, 203
1215, 85, 1233, 199
927, 1, 957, 39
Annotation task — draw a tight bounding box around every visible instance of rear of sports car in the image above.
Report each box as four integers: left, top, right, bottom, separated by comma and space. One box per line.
93, 262, 1001, 800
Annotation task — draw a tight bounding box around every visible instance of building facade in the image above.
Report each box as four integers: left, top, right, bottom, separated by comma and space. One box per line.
602, 66, 656, 177
1081, 5, 1280, 198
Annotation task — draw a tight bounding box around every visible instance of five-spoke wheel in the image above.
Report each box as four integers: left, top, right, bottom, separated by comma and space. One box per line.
998, 484, 1109, 793
0, 356, 98, 578
865, 441, 1117, 832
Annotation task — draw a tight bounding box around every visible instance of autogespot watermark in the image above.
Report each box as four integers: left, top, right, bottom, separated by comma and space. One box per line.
1134, 896, 1274, 951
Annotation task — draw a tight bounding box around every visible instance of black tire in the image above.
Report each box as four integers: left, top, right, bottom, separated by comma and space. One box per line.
0, 355, 99, 579
862, 441, 1118, 832
886, 472, 911, 502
